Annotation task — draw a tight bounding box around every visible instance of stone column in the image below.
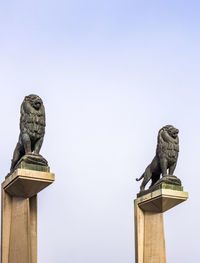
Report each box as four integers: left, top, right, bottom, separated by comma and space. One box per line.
134, 186, 188, 263
1, 168, 55, 263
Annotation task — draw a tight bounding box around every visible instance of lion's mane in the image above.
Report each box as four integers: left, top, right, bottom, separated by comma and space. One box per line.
20, 94, 45, 139
156, 125, 179, 164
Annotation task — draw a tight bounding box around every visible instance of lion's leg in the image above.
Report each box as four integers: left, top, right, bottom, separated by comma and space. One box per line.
34, 137, 44, 154
140, 168, 152, 191
150, 174, 160, 188
21, 133, 32, 154
140, 180, 146, 191
10, 142, 24, 173
169, 163, 177, 176
160, 158, 168, 177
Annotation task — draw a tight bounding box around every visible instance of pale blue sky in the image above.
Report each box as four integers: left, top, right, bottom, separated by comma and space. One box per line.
0, 1, 200, 262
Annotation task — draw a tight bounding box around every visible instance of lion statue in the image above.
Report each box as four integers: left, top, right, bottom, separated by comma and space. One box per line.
10, 94, 46, 173
136, 125, 179, 192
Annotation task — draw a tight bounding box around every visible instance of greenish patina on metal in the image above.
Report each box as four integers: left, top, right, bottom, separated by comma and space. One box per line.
8, 94, 48, 177
137, 183, 184, 198
161, 183, 183, 191
18, 162, 50, 173
136, 125, 181, 194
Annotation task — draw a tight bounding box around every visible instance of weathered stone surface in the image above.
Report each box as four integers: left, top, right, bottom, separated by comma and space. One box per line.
154, 175, 181, 186
17, 153, 48, 166
6, 154, 49, 178
137, 181, 183, 198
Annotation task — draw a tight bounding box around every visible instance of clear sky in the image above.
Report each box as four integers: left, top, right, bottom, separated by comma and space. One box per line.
0, 1, 200, 262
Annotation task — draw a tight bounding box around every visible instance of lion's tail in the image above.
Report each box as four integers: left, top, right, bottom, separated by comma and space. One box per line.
136, 173, 145, 182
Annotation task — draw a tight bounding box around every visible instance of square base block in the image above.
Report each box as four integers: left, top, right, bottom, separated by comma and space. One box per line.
137, 188, 188, 213
3, 168, 55, 198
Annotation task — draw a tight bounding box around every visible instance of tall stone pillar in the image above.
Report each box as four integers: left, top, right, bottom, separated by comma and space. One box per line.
134, 185, 188, 263
1, 167, 55, 263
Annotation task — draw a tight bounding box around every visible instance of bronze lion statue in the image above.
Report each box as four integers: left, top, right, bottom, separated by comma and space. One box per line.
10, 94, 46, 173
136, 125, 180, 192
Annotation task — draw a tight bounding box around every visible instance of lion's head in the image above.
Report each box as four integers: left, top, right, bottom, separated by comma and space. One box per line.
24, 94, 43, 110
163, 125, 179, 139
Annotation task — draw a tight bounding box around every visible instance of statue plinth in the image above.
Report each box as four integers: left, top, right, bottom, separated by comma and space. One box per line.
134, 186, 188, 263
1, 167, 55, 263
137, 177, 182, 198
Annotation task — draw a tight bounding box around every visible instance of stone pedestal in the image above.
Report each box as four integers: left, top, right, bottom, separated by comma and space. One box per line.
134, 186, 188, 263
1, 168, 55, 263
